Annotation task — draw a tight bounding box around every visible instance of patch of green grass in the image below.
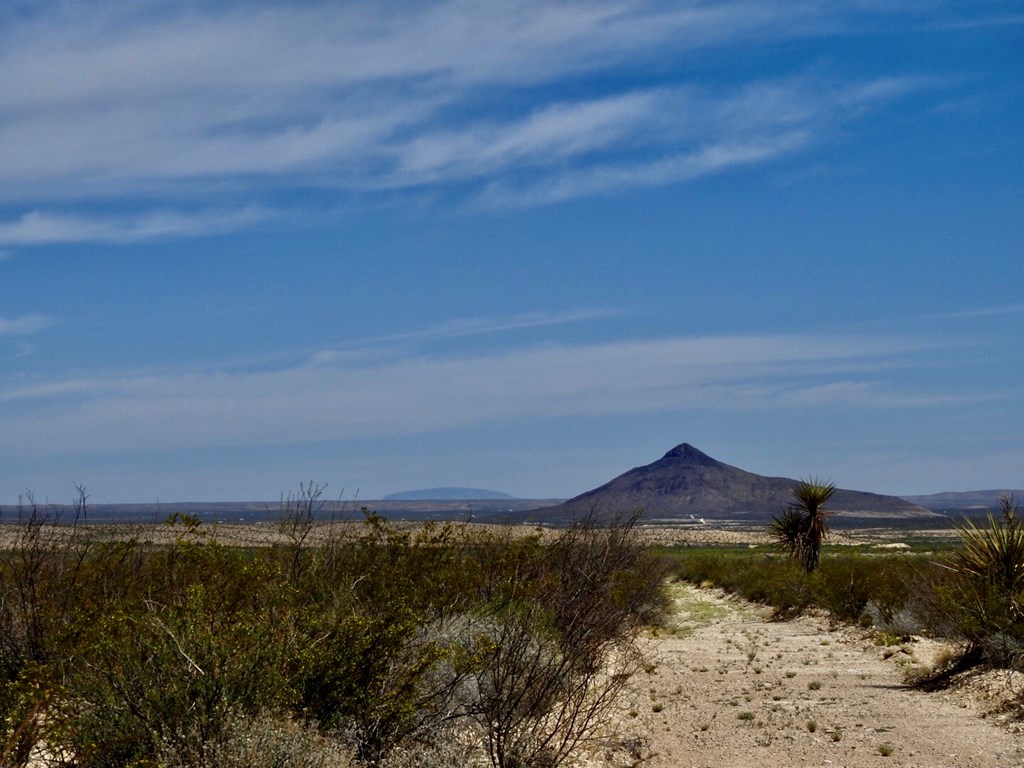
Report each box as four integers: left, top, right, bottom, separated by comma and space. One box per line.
667, 582, 734, 633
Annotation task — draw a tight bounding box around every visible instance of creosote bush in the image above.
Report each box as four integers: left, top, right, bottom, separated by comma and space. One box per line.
0, 494, 668, 768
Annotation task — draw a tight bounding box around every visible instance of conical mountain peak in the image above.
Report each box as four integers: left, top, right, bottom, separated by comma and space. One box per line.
660, 443, 721, 467
521, 443, 932, 523
663, 444, 712, 462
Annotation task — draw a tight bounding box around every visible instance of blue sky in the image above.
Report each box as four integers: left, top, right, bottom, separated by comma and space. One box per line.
0, 0, 1021, 504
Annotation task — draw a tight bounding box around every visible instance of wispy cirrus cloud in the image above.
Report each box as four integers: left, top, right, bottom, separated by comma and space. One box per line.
477, 130, 813, 208
928, 13, 1024, 30
0, 314, 55, 336
0, 331, 969, 457
310, 309, 617, 363
931, 304, 1024, 320
0, 1, 834, 113
0, 0, 951, 233
0, 207, 274, 245
472, 74, 940, 207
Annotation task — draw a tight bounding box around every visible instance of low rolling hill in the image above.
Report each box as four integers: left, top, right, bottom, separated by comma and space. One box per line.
898, 490, 1024, 513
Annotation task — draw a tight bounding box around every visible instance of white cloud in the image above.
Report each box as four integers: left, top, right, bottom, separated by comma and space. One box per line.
0, 207, 274, 245
929, 13, 1024, 30
470, 72, 941, 206
0, 332, 964, 457
931, 304, 1024, 320
0, 314, 55, 336
0, 2, 832, 111
390, 91, 671, 184
312, 309, 617, 360
0, 1, 942, 220
476, 130, 812, 208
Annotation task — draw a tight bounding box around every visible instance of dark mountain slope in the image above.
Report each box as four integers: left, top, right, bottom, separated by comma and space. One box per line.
519, 443, 935, 523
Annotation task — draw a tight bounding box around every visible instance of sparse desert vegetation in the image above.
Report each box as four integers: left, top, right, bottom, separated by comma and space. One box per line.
0, 493, 669, 767
2, 492, 1024, 766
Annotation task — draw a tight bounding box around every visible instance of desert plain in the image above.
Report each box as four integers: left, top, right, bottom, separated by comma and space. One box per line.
3, 519, 1021, 768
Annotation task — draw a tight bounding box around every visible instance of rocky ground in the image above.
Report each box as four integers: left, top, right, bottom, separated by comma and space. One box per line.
590, 583, 1024, 768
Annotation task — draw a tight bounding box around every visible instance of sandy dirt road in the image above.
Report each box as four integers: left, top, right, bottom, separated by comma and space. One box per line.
593, 584, 1024, 768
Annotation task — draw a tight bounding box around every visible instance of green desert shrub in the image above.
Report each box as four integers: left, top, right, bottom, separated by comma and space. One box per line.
464, 514, 668, 768
293, 608, 460, 763
810, 555, 915, 626
667, 547, 917, 625
667, 549, 812, 618
53, 545, 293, 766
0, 496, 667, 768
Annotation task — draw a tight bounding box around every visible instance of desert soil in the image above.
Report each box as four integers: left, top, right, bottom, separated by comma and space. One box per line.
590, 584, 1024, 768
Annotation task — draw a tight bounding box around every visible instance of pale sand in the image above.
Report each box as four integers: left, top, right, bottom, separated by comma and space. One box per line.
586, 584, 1024, 768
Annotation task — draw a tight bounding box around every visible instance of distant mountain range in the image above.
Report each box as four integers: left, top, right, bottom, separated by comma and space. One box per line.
898, 490, 1024, 512
15, 447, 1012, 526
384, 487, 514, 501
512, 443, 938, 524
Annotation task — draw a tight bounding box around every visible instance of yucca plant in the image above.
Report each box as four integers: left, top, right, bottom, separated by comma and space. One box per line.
929, 495, 1024, 671
768, 507, 806, 563
942, 495, 1024, 665
769, 479, 835, 574
950, 495, 1024, 596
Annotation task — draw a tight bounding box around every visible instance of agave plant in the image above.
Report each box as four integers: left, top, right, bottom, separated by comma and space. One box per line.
769, 479, 835, 574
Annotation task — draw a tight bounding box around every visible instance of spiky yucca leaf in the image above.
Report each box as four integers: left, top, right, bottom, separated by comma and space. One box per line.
943, 497, 1024, 664
792, 479, 836, 519
951, 509, 1024, 598
769, 507, 806, 563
